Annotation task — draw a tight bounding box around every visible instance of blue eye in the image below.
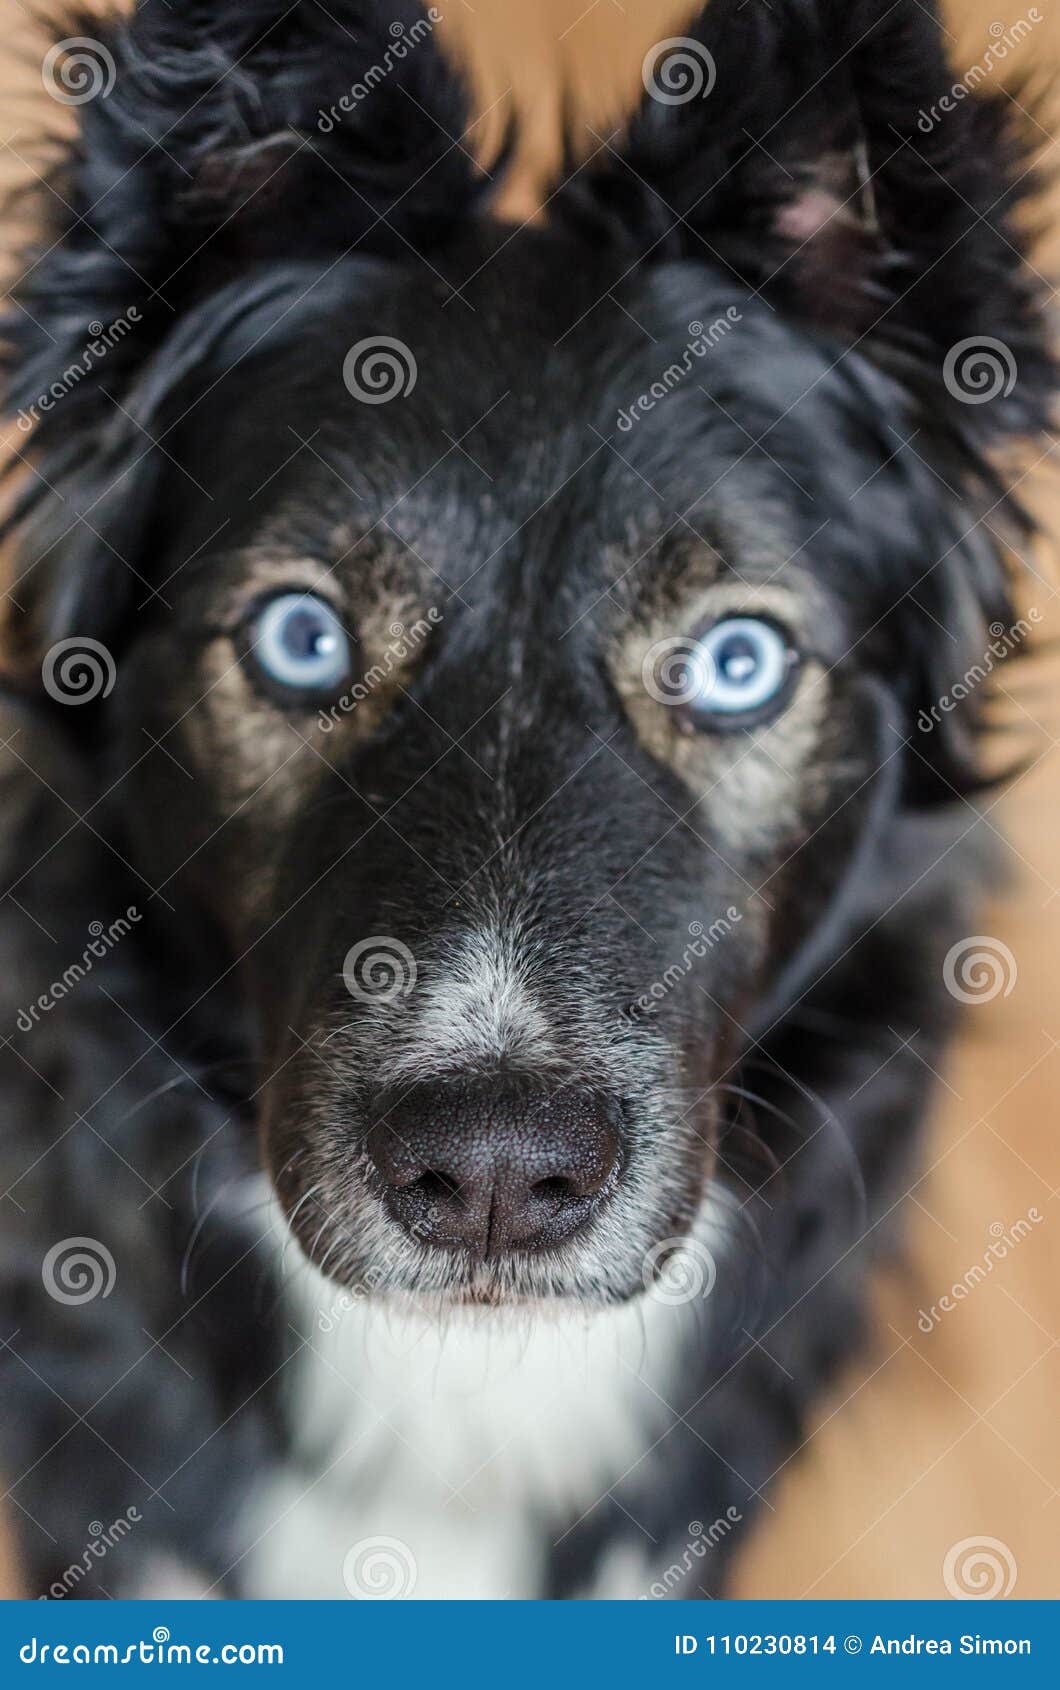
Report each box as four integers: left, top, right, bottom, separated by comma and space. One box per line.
680, 617, 796, 725
249, 592, 353, 700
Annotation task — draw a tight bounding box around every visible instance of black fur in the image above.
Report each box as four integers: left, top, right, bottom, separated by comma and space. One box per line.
0, 0, 1053, 1598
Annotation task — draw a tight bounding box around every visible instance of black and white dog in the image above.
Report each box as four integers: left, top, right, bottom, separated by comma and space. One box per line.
0, 0, 1053, 1599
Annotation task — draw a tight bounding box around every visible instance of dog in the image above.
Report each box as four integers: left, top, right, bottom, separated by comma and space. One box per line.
0, 0, 1053, 1599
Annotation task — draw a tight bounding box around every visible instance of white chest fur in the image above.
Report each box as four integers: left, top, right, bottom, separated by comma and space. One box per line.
236, 1208, 704, 1600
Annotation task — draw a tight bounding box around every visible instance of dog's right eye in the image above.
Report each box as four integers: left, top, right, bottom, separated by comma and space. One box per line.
244, 592, 354, 704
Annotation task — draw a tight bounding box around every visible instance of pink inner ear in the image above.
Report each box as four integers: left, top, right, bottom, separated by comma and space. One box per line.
775, 186, 852, 246
767, 152, 880, 333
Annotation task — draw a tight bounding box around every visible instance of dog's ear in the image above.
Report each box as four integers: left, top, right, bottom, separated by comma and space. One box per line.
1, 0, 483, 658
556, 0, 1055, 803
558, 0, 1053, 446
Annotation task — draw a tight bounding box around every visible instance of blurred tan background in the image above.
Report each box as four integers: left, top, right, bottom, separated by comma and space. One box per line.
2, 0, 1058, 1600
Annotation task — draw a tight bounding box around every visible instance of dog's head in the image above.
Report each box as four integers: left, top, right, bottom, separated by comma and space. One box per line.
2, 0, 1052, 1305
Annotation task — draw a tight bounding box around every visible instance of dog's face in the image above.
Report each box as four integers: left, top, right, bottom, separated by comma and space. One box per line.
113, 248, 896, 1302
3, 1, 1051, 1305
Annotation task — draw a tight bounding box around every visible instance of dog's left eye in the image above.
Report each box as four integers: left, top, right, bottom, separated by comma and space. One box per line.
247, 592, 353, 701
678, 617, 797, 727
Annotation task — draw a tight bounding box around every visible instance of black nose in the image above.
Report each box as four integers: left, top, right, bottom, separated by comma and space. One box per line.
366, 1084, 622, 1256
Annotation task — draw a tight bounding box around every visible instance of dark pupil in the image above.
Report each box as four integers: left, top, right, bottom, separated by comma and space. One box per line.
282, 609, 329, 660
717, 632, 758, 686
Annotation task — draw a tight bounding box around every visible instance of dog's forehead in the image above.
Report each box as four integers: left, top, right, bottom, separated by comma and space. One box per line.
168, 232, 874, 634
198, 237, 784, 472
195, 445, 804, 643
